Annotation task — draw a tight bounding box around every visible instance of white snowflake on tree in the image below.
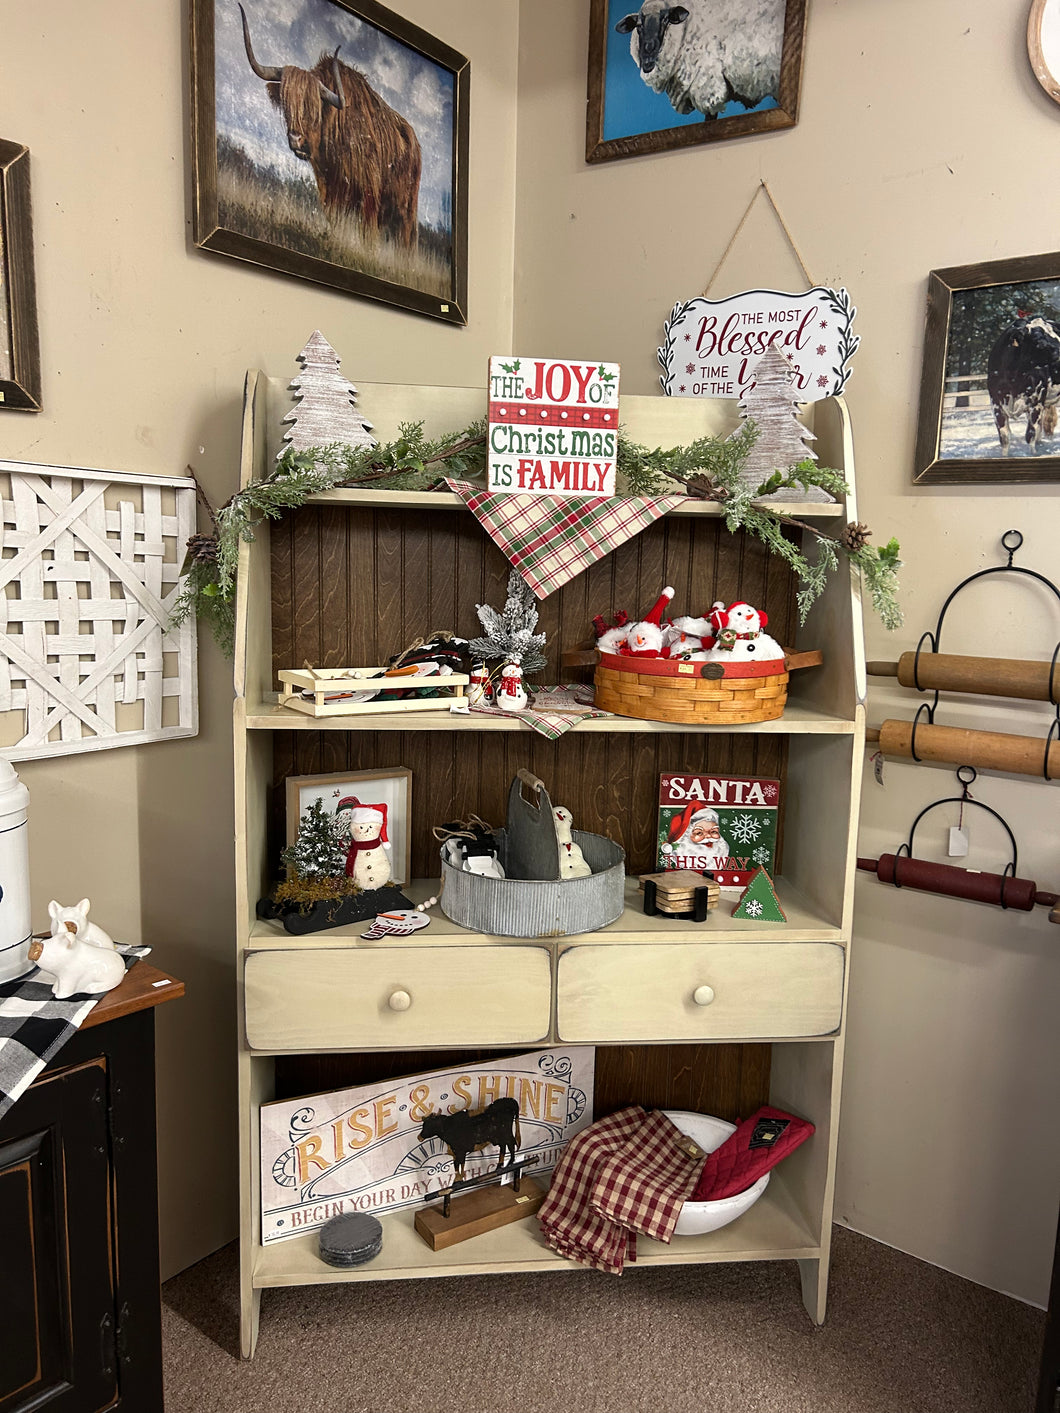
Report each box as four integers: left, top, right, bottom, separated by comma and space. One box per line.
728, 813, 763, 845
752, 846, 771, 866
744, 899, 764, 918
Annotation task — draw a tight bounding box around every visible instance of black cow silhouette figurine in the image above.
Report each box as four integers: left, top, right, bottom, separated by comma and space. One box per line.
418, 1097, 521, 1180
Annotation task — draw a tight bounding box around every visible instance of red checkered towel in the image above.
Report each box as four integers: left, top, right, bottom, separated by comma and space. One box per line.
538, 1108, 705, 1273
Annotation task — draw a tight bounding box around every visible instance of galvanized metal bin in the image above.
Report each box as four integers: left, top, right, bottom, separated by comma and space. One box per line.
440, 829, 626, 938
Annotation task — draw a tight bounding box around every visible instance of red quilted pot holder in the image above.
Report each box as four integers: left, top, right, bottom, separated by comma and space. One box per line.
690, 1106, 814, 1202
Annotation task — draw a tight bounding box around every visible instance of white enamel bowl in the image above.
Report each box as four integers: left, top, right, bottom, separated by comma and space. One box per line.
665, 1109, 770, 1237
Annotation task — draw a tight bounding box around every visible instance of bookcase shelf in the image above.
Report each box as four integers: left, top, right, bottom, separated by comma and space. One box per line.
233, 372, 866, 1357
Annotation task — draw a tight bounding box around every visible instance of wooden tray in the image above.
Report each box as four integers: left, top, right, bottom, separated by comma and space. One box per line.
278, 667, 470, 718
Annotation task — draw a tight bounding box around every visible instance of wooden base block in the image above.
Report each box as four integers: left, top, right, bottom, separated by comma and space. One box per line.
414, 1176, 547, 1251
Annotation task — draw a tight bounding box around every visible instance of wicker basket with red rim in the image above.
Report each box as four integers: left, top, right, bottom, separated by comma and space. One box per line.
590, 590, 821, 727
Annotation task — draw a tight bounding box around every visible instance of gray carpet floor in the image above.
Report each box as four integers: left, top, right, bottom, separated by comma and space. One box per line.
162, 1226, 1044, 1412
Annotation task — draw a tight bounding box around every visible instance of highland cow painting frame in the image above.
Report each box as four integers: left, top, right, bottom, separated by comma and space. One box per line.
190, 0, 469, 324
914, 252, 1060, 484
0, 140, 42, 412
586, 0, 807, 164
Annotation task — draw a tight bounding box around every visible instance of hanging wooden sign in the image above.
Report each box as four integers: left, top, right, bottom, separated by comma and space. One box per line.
658, 288, 859, 401
487, 356, 620, 496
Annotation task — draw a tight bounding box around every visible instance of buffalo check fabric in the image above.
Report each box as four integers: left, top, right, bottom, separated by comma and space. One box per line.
0, 945, 150, 1119
538, 1107, 706, 1273
446, 480, 685, 598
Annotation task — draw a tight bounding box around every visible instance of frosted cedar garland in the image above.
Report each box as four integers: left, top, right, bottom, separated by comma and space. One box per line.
172, 418, 902, 654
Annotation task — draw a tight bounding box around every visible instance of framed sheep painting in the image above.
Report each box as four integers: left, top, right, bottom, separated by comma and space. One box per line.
586, 0, 808, 163
190, 0, 469, 324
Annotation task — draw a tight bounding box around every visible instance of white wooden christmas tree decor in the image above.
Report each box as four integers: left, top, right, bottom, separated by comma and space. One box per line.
736, 346, 834, 503
279, 331, 376, 460
0, 460, 198, 761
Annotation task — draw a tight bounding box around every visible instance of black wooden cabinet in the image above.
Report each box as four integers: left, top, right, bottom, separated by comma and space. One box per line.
0, 966, 182, 1413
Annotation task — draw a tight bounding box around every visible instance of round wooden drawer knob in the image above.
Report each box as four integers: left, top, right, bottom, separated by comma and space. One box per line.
388, 989, 412, 1012
692, 985, 715, 1007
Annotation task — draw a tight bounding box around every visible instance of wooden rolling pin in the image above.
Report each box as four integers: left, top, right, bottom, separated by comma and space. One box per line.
866, 653, 1059, 703
857, 854, 1060, 915
867, 719, 1060, 780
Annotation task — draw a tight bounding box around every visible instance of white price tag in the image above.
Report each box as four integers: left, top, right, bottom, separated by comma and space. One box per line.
948, 826, 969, 858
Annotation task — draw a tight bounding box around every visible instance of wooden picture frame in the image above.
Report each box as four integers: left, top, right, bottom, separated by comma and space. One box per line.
1028, 0, 1060, 105
190, 0, 469, 324
586, 0, 807, 164
913, 251, 1060, 485
0, 141, 42, 412
285, 768, 412, 886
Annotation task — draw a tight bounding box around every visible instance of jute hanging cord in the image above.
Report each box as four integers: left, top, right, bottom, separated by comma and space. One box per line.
701, 180, 816, 298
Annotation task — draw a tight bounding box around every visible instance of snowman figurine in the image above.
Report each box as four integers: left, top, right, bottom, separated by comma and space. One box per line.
496, 663, 528, 712
344, 805, 393, 891
553, 806, 592, 879
705, 601, 785, 663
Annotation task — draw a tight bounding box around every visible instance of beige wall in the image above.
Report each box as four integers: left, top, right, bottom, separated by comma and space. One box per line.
515, 0, 1060, 1304
0, 0, 519, 1279
4, 0, 1058, 1306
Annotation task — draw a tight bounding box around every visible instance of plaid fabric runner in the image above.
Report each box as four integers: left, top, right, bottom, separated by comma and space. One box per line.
446, 480, 685, 598
0, 944, 151, 1119
467, 683, 613, 739
539, 1107, 706, 1273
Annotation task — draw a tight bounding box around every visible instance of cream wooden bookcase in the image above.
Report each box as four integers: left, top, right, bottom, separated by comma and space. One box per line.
234, 370, 866, 1357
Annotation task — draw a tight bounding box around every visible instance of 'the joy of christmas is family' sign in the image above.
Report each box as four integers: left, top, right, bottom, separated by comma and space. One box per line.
260, 1047, 595, 1243
657, 288, 859, 402
487, 356, 620, 497
657, 772, 780, 891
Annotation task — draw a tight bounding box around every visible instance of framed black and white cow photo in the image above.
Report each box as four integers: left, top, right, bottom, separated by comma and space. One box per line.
190, 0, 469, 324
914, 252, 1060, 484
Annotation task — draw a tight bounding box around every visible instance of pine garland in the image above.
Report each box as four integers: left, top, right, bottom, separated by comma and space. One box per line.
173, 414, 903, 652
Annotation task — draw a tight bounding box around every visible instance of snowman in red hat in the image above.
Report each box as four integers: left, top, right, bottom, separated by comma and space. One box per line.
336, 797, 393, 890
625, 587, 675, 656
705, 601, 784, 663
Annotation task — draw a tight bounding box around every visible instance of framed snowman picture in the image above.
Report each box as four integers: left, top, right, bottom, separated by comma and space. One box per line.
285, 768, 412, 886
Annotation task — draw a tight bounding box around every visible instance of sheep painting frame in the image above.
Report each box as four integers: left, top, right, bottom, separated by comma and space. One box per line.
913, 251, 1060, 485
586, 0, 808, 164
190, 0, 469, 324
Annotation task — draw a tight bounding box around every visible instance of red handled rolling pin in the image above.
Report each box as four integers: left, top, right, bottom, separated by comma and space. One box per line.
857, 854, 1060, 915
866, 720, 1060, 780
866, 653, 1060, 703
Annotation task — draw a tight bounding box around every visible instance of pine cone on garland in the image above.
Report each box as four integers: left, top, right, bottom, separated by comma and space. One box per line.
840, 521, 871, 553
685, 474, 729, 502
186, 533, 219, 565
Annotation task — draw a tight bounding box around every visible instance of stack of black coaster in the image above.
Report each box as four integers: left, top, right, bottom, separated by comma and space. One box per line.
318, 1212, 384, 1268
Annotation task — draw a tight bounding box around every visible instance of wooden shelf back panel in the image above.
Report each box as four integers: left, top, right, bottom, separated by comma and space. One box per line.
269, 505, 803, 682
270, 728, 786, 880
273, 1042, 771, 1125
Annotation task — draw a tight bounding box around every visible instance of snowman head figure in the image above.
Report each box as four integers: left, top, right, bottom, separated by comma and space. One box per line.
349, 805, 387, 843
723, 601, 767, 635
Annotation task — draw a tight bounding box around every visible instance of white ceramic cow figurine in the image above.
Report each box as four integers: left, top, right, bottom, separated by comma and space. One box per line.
28, 928, 126, 998
48, 898, 115, 949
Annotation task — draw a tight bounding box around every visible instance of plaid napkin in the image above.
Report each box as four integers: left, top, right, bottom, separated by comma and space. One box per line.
467, 683, 613, 739
446, 480, 685, 598
0, 944, 150, 1119
539, 1107, 705, 1273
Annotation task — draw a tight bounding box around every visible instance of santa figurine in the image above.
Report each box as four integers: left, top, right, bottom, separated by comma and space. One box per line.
625, 587, 675, 656
338, 803, 393, 890
592, 610, 630, 655
661, 805, 731, 873
497, 662, 528, 712
705, 602, 784, 662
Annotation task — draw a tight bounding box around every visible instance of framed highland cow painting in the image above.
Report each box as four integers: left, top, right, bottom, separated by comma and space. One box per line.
914, 252, 1060, 484
190, 0, 469, 324
586, 0, 807, 164
0, 140, 42, 412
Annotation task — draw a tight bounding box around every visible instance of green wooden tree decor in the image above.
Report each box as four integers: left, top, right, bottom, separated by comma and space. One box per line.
732, 866, 787, 923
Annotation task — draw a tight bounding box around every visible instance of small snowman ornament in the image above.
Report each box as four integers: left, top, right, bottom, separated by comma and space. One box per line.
625, 587, 674, 657
705, 602, 785, 663
553, 806, 592, 879
345, 805, 393, 891
496, 663, 528, 712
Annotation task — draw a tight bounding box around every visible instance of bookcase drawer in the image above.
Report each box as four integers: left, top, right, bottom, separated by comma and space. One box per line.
244, 945, 552, 1051
556, 942, 844, 1042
